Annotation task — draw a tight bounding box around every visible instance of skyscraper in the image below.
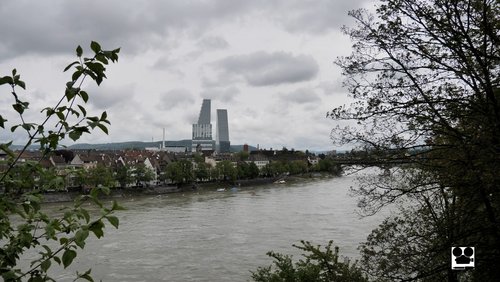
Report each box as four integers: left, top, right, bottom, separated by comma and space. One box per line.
216, 109, 230, 153
192, 99, 215, 152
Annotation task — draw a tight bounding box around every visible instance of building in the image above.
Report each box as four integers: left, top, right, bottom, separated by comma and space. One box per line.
216, 109, 230, 153
192, 99, 215, 152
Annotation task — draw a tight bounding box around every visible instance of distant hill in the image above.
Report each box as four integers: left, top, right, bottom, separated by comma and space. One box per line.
7, 140, 258, 152
68, 140, 192, 150
229, 144, 257, 152
68, 140, 257, 152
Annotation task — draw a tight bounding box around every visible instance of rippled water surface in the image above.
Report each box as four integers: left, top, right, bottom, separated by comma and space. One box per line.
46, 175, 387, 281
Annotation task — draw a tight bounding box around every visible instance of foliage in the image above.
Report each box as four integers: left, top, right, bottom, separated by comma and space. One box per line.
330, 0, 499, 280
313, 158, 341, 175
0, 42, 122, 281
115, 165, 134, 188
251, 240, 367, 282
194, 162, 211, 182
85, 164, 116, 188
216, 160, 237, 182
133, 163, 155, 186
165, 160, 193, 184
247, 162, 260, 179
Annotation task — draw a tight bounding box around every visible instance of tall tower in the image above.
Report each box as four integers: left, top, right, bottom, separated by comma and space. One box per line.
216, 109, 230, 153
192, 99, 215, 152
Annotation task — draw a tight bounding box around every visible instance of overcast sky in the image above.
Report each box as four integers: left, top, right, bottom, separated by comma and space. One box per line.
0, 0, 374, 151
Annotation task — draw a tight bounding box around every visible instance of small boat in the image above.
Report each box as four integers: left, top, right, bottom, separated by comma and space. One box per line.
216, 188, 226, 192
274, 180, 286, 184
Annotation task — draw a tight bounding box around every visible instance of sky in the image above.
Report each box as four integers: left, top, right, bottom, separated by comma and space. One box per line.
0, 0, 375, 151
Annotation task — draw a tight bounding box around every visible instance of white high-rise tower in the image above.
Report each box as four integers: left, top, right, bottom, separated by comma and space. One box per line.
192, 99, 215, 152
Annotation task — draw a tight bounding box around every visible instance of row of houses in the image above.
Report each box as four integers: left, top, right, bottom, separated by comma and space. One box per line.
1, 148, 322, 188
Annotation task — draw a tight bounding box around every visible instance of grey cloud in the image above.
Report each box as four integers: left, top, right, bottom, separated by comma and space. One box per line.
213, 51, 319, 86
200, 86, 240, 102
0, 0, 368, 61
317, 80, 346, 95
151, 56, 185, 78
270, 0, 369, 34
283, 88, 321, 104
86, 84, 135, 110
196, 36, 229, 50
152, 56, 176, 70
0, 0, 260, 61
158, 89, 195, 110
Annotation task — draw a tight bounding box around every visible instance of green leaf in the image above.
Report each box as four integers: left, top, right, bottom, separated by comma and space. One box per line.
80, 208, 90, 223
96, 54, 108, 64
16, 80, 26, 89
62, 249, 77, 268
90, 41, 101, 53
74, 229, 89, 249
77, 269, 94, 282
80, 90, 89, 103
69, 130, 82, 141
89, 220, 105, 238
0, 142, 15, 158
21, 123, 34, 131
0, 76, 13, 85
40, 259, 51, 272
65, 87, 79, 101
53, 256, 61, 265
0, 115, 6, 128
64, 61, 80, 72
56, 111, 65, 120
72, 70, 83, 81
76, 45, 83, 57
106, 216, 119, 229
13, 103, 25, 114
78, 105, 87, 117
112, 200, 126, 211
97, 123, 108, 134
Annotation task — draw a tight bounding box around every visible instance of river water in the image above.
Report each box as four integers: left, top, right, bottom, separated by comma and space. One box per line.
44, 174, 388, 281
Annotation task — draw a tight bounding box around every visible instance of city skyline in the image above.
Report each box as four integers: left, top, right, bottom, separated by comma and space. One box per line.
0, 1, 374, 151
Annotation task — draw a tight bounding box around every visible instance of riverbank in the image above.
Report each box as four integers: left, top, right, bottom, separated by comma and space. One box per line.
40, 172, 340, 203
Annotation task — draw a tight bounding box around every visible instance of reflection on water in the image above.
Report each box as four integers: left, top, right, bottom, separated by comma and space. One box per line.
45, 175, 386, 281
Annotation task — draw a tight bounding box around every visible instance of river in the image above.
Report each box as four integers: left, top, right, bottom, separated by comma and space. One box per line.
43, 173, 388, 281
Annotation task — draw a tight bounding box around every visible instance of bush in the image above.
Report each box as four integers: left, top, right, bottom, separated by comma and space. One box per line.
251, 241, 367, 282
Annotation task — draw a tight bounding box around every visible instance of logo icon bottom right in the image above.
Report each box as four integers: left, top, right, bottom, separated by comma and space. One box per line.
451, 247, 474, 270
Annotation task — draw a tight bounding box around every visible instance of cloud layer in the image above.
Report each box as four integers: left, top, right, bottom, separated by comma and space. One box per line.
0, 0, 370, 150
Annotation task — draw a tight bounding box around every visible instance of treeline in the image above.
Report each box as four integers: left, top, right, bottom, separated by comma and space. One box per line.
160, 156, 341, 185
3, 154, 342, 192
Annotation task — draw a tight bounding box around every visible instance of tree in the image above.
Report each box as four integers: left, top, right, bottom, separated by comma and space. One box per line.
86, 164, 116, 188
329, 0, 499, 280
165, 162, 183, 184
38, 167, 66, 191
134, 163, 155, 186
165, 160, 193, 185
194, 162, 210, 182
248, 162, 260, 178
237, 161, 250, 179
0, 42, 123, 281
251, 240, 367, 282
216, 160, 237, 182
115, 164, 134, 188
